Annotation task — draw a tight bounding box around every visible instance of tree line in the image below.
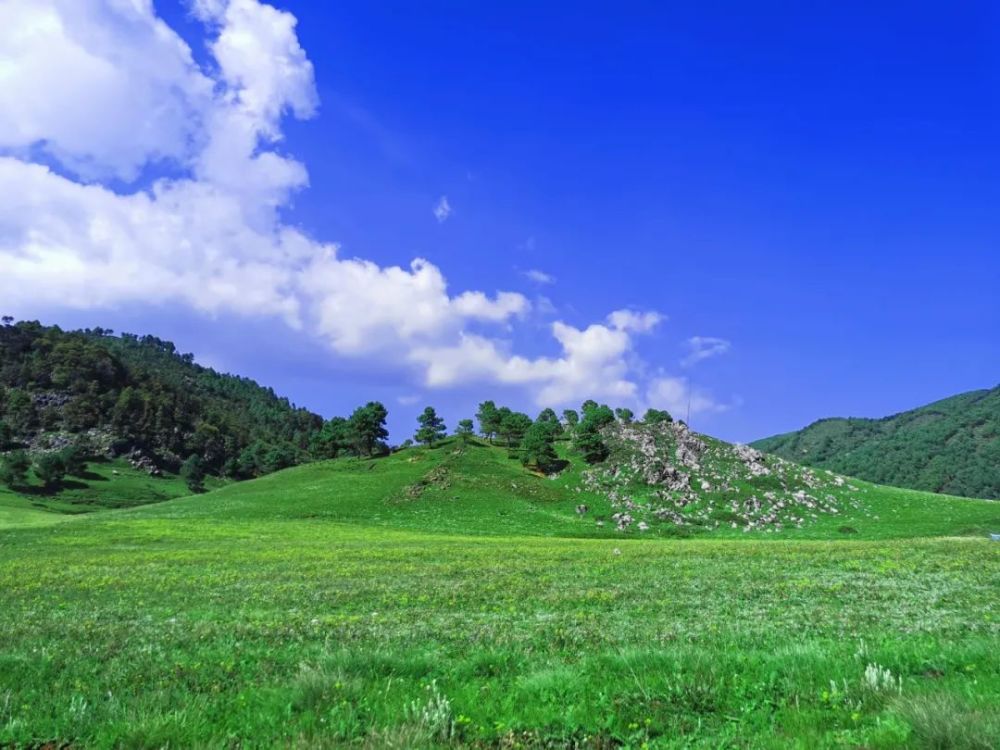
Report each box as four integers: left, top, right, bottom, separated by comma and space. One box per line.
313, 398, 675, 474
0, 318, 675, 492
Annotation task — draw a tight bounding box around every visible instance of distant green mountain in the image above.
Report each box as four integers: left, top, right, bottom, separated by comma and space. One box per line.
752, 387, 1000, 499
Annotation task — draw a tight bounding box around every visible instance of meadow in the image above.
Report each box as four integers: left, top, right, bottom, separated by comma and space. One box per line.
1, 442, 998, 748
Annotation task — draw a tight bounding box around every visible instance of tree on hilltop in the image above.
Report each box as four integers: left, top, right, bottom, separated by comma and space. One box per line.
312, 416, 352, 459
476, 400, 501, 443
643, 408, 672, 425
415, 406, 447, 447
498, 408, 533, 448
574, 404, 615, 464
456, 419, 475, 443
537, 408, 559, 424
521, 420, 559, 472
562, 409, 579, 430
536, 408, 564, 437
349, 401, 389, 457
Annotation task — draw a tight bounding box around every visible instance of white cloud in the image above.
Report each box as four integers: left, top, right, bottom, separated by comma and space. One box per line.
433, 195, 451, 223
682, 336, 732, 367
0, 158, 304, 322
523, 269, 554, 285
607, 309, 664, 333
196, 0, 318, 128
0, 0, 213, 181
0, 0, 687, 411
645, 376, 730, 419
0, 0, 327, 324
301, 253, 528, 355
411, 309, 663, 406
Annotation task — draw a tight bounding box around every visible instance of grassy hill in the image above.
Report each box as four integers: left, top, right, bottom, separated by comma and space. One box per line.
0, 457, 225, 530
1, 434, 998, 748
125, 426, 999, 541
752, 386, 1000, 500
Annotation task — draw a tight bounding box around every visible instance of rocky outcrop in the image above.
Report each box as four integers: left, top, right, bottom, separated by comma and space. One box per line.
580, 421, 865, 534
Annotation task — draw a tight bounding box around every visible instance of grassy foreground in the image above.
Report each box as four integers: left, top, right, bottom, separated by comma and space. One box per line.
1, 442, 998, 748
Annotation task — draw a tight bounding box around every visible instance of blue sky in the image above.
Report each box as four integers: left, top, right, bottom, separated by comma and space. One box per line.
1, 0, 997, 442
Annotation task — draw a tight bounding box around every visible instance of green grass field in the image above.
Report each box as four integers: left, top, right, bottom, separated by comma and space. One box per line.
0, 458, 225, 530
1, 440, 998, 748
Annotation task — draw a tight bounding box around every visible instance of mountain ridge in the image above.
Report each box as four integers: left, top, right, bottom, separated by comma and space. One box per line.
752, 385, 1000, 499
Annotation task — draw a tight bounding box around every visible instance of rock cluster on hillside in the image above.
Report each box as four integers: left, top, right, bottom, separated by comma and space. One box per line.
580, 421, 866, 533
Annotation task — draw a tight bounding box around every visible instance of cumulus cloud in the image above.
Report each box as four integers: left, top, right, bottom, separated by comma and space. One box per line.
301, 254, 528, 355
411, 309, 663, 405
0, 0, 212, 181
433, 195, 451, 223
682, 336, 731, 367
0, 0, 683, 409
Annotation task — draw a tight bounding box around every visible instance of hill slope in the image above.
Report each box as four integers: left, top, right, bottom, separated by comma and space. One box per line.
752, 386, 1000, 499
124, 430, 999, 540
0, 319, 322, 478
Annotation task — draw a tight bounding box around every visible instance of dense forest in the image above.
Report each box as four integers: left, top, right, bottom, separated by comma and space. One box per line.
0, 318, 324, 481
752, 386, 1000, 500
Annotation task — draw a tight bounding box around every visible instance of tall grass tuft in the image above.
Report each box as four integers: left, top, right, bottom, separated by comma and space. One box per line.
894, 693, 1000, 750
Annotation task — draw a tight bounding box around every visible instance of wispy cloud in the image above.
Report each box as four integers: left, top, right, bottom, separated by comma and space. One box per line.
645, 376, 732, 419
682, 336, 731, 367
523, 269, 555, 285
433, 195, 451, 223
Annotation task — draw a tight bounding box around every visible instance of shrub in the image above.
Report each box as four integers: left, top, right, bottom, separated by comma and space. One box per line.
34, 453, 67, 490
180, 455, 206, 493
60, 445, 88, 477
644, 408, 673, 425
0, 450, 31, 489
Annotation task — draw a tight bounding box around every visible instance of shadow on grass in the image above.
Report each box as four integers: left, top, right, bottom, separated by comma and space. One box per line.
11, 479, 87, 496
76, 470, 108, 482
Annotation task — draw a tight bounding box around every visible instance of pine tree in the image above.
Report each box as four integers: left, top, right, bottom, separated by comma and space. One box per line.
476, 400, 501, 443
455, 419, 475, 443
415, 407, 447, 447
180, 454, 206, 493
34, 453, 67, 490
521, 420, 559, 471
349, 402, 389, 457
0, 450, 31, 489
643, 408, 672, 425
